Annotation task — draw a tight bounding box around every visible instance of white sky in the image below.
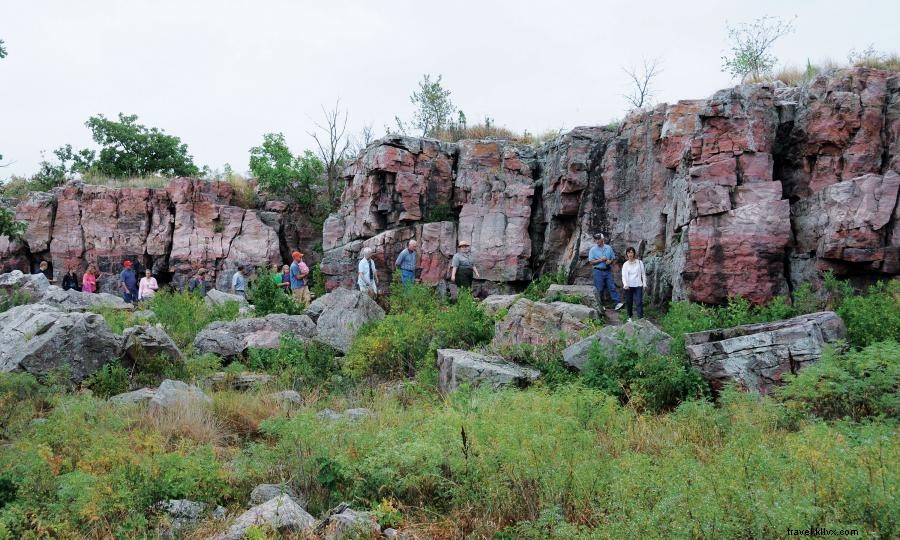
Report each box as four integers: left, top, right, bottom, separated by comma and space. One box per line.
1, 0, 898, 178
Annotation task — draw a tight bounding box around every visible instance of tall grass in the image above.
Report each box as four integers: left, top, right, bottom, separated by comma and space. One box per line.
145, 290, 240, 349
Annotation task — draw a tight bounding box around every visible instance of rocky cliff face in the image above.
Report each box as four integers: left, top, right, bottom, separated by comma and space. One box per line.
0, 179, 320, 293
323, 68, 899, 303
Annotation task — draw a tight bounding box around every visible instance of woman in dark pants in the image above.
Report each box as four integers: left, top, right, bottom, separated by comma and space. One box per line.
621, 246, 648, 321
450, 240, 480, 290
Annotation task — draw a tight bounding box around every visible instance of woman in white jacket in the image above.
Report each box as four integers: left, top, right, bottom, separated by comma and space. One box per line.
621, 247, 647, 321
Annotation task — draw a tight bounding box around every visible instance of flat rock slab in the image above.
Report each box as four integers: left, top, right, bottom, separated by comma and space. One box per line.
217, 494, 315, 540
193, 314, 316, 358
205, 289, 249, 307
492, 298, 596, 349
544, 284, 595, 305
0, 270, 49, 302
480, 294, 519, 315
306, 288, 385, 353
563, 319, 673, 372
208, 371, 273, 391
110, 380, 212, 409
39, 286, 133, 312
437, 348, 541, 393
0, 303, 121, 382
685, 311, 847, 394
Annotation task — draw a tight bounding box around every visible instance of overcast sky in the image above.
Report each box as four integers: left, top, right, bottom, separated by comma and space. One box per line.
1, 0, 897, 178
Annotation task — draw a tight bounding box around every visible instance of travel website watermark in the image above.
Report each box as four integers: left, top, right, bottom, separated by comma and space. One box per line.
787, 527, 860, 536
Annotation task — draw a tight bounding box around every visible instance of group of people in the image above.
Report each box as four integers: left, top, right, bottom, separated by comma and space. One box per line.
589, 233, 647, 320
266, 250, 312, 303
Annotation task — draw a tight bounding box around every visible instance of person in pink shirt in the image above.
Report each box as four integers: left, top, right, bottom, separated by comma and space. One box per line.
138, 269, 159, 301
82, 264, 98, 293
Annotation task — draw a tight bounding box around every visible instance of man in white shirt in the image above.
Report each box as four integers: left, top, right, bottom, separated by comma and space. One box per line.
357, 247, 378, 297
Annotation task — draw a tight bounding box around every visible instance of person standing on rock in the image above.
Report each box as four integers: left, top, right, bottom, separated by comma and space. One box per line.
395, 240, 418, 288
188, 268, 208, 297
621, 247, 648, 321
82, 264, 98, 294
357, 247, 378, 297
231, 266, 247, 297
451, 240, 480, 291
290, 251, 311, 304
119, 260, 139, 303
138, 269, 159, 302
588, 233, 623, 311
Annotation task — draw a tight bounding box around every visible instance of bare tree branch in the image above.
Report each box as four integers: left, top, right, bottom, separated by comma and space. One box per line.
622, 58, 662, 110
308, 99, 351, 207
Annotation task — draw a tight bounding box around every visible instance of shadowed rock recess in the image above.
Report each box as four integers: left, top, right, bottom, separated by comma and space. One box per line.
323, 68, 899, 304
2, 68, 897, 304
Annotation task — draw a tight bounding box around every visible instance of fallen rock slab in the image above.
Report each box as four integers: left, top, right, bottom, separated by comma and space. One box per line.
217, 494, 315, 540
492, 298, 596, 349
685, 311, 847, 394
193, 314, 316, 358
109, 387, 156, 404
39, 285, 132, 312
563, 319, 673, 372
0, 303, 121, 382
544, 284, 596, 305
307, 288, 385, 353
437, 349, 541, 393
204, 288, 249, 307
480, 294, 519, 315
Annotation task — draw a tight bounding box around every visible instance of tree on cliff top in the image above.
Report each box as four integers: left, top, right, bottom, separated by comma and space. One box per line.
0, 207, 26, 240
81, 113, 200, 177
395, 74, 456, 137
249, 132, 324, 209
308, 100, 350, 207
721, 16, 795, 82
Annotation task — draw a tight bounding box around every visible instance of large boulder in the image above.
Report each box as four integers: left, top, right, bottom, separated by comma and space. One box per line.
306, 288, 385, 353
492, 298, 596, 349
217, 494, 315, 540
318, 503, 381, 540
249, 484, 305, 507
121, 325, 182, 366
149, 379, 212, 410
0, 303, 121, 381
204, 288, 249, 308
480, 294, 519, 316
437, 349, 540, 393
685, 311, 847, 394
0, 270, 49, 302
562, 319, 673, 372
39, 285, 132, 312
193, 314, 316, 358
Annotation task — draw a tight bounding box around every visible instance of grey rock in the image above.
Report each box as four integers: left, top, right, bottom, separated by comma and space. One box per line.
319, 503, 380, 540
205, 288, 249, 308
268, 390, 304, 405
492, 298, 596, 349
212, 505, 226, 520
316, 408, 344, 421
149, 379, 212, 410
345, 408, 374, 421
109, 387, 156, 404
250, 483, 305, 507
193, 313, 316, 358
217, 494, 315, 540
0, 303, 121, 382
307, 288, 385, 353
544, 284, 596, 305
685, 311, 847, 394
383, 527, 400, 538
39, 285, 132, 312
158, 499, 206, 520
208, 371, 273, 391
437, 349, 541, 393
562, 319, 673, 372
480, 294, 519, 315
0, 270, 49, 302
122, 325, 183, 366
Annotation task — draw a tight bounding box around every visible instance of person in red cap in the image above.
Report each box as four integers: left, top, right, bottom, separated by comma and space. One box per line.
289, 250, 311, 304
119, 260, 138, 303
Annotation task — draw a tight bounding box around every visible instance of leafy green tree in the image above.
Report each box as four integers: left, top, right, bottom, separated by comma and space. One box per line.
82, 113, 200, 177
395, 74, 456, 136
721, 16, 795, 82
249, 133, 324, 207
0, 206, 26, 239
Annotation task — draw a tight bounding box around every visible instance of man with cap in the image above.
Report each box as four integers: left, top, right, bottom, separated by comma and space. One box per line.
451, 239, 480, 290
119, 260, 138, 303
588, 233, 623, 311
394, 239, 418, 288
188, 268, 209, 297
289, 250, 311, 304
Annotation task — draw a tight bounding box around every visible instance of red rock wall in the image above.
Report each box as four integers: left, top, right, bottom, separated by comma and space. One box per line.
321, 68, 899, 303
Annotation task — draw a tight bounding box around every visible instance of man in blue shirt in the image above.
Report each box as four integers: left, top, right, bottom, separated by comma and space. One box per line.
588, 233, 623, 311
394, 239, 418, 287
289, 251, 311, 304
119, 260, 138, 303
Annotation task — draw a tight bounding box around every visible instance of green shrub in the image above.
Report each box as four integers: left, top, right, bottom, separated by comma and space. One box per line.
86, 362, 129, 398
0, 286, 31, 314
248, 267, 305, 316
581, 334, 708, 412
89, 305, 137, 335
777, 340, 899, 421
147, 290, 240, 349
835, 280, 900, 348
311, 263, 327, 299
545, 291, 588, 306
344, 286, 493, 380
0, 373, 45, 439
184, 353, 223, 381
247, 336, 342, 391
494, 339, 576, 388
521, 270, 567, 301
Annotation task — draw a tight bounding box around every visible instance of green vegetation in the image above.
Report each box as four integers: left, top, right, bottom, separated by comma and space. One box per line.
145, 291, 240, 350
0, 208, 25, 240
835, 280, 900, 348
247, 267, 305, 316
721, 15, 795, 82
248, 132, 324, 209
247, 337, 342, 392
521, 269, 567, 301
0, 286, 30, 313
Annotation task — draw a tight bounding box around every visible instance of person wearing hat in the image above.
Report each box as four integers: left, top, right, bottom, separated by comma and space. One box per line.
290, 250, 311, 304
119, 260, 138, 303
188, 268, 209, 297
588, 233, 623, 311
450, 239, 480, 290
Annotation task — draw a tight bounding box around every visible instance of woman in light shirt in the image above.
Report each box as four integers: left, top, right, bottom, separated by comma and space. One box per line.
621, 247, 647, 321
138, 269, 159, 301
